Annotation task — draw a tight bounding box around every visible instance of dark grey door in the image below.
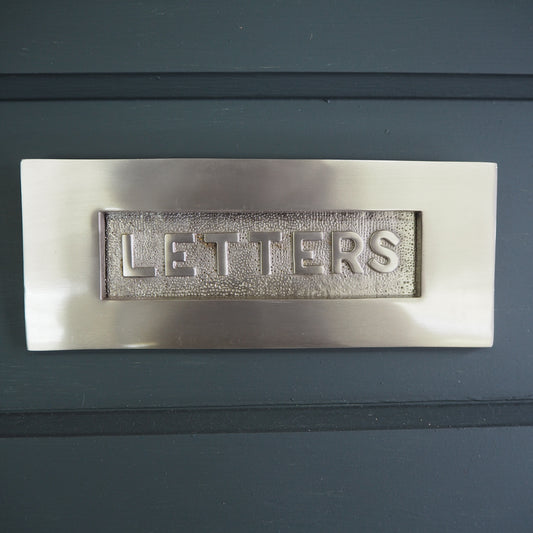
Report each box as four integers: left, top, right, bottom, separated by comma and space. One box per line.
1, 2, 533, 531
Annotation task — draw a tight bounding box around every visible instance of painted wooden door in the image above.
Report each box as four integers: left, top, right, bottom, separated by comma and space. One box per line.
1, 2, 533, 531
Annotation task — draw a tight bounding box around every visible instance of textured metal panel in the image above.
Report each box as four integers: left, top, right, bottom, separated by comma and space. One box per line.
103, 210, 418, 300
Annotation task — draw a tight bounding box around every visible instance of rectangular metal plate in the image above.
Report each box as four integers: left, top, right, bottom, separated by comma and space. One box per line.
103, 210, 419, 300
21, 159, 496, 350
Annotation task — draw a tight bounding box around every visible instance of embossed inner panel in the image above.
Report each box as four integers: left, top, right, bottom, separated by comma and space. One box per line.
102, 211, 420, 300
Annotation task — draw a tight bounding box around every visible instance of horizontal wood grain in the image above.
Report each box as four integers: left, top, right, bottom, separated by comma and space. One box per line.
2, 428, 533, 532
1, 0, 533, 74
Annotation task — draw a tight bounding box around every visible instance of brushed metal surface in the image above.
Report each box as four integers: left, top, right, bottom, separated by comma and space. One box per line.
21, 159, 496, 350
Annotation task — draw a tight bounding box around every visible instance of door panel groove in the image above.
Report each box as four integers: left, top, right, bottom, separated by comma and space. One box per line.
2, 73, 533, 101
3, 400, 533, 438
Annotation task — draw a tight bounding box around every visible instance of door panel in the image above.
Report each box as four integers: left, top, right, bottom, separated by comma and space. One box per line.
1, 2, 533, 530
3, 428, 533, 533
0, 99, 531, 410
2, 0, 533, 74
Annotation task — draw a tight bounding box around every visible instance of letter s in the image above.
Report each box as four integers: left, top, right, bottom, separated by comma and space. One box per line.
368, 230, 400, 273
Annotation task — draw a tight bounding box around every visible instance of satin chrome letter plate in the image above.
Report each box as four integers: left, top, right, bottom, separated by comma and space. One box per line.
21, 159, 497, 350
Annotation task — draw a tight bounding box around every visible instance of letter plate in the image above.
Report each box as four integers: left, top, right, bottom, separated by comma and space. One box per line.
102, 210, 419, 300
21, 159, 496, 350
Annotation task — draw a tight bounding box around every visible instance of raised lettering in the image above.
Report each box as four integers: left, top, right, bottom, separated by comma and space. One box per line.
249, 231, 282, 275
165, 233, 197, 277
368, 230, 400, 273
204, 232, 240, 276
332, 231, 364, 274
122, 234, 156, 277
293, 231, 325, 275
